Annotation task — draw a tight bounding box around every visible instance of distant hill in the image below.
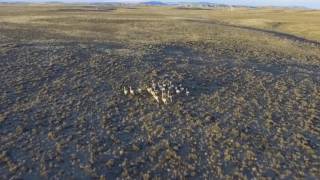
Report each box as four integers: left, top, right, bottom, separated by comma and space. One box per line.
0, 0, 37, 3
142, 1, 168, 6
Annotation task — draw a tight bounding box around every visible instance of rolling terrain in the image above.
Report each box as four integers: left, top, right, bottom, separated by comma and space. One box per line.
0, 5, 320, 179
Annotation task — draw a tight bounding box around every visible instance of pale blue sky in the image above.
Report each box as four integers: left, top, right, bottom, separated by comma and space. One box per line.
3, 0, 320, 9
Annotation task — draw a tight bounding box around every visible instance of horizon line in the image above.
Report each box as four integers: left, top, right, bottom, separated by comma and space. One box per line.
0, 0, 319, 10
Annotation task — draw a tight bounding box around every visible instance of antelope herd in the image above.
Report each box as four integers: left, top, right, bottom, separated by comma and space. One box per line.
122, 79, 190, 104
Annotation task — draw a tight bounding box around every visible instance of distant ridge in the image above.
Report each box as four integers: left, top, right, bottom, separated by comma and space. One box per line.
142, 1, 168, 6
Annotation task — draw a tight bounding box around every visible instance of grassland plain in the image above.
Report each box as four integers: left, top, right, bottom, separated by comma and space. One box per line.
0, 4, 320, 179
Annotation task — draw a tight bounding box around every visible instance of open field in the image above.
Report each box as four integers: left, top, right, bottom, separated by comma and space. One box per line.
1, 4, 320, 179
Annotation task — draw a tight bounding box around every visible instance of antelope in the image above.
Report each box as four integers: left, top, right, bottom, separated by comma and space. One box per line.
151, 80, 156, 90
186, 88, 190, 96
161, 89, 167, 104
129, 86, 134, 95
123, 86, 128, 95
147, 87, 160, 103
175, 87, 181, 94
162, 83, 166, 89
167, 90, 173, 103
137, 88, 142, 94
157, 82, 163, 90
168, 81, 174, 90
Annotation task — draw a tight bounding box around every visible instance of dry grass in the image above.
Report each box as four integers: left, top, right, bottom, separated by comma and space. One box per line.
1, 5, 320, 64
1, 5, 320, 42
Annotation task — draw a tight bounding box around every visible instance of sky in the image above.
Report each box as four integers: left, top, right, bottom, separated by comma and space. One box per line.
3, 0, 320, 9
